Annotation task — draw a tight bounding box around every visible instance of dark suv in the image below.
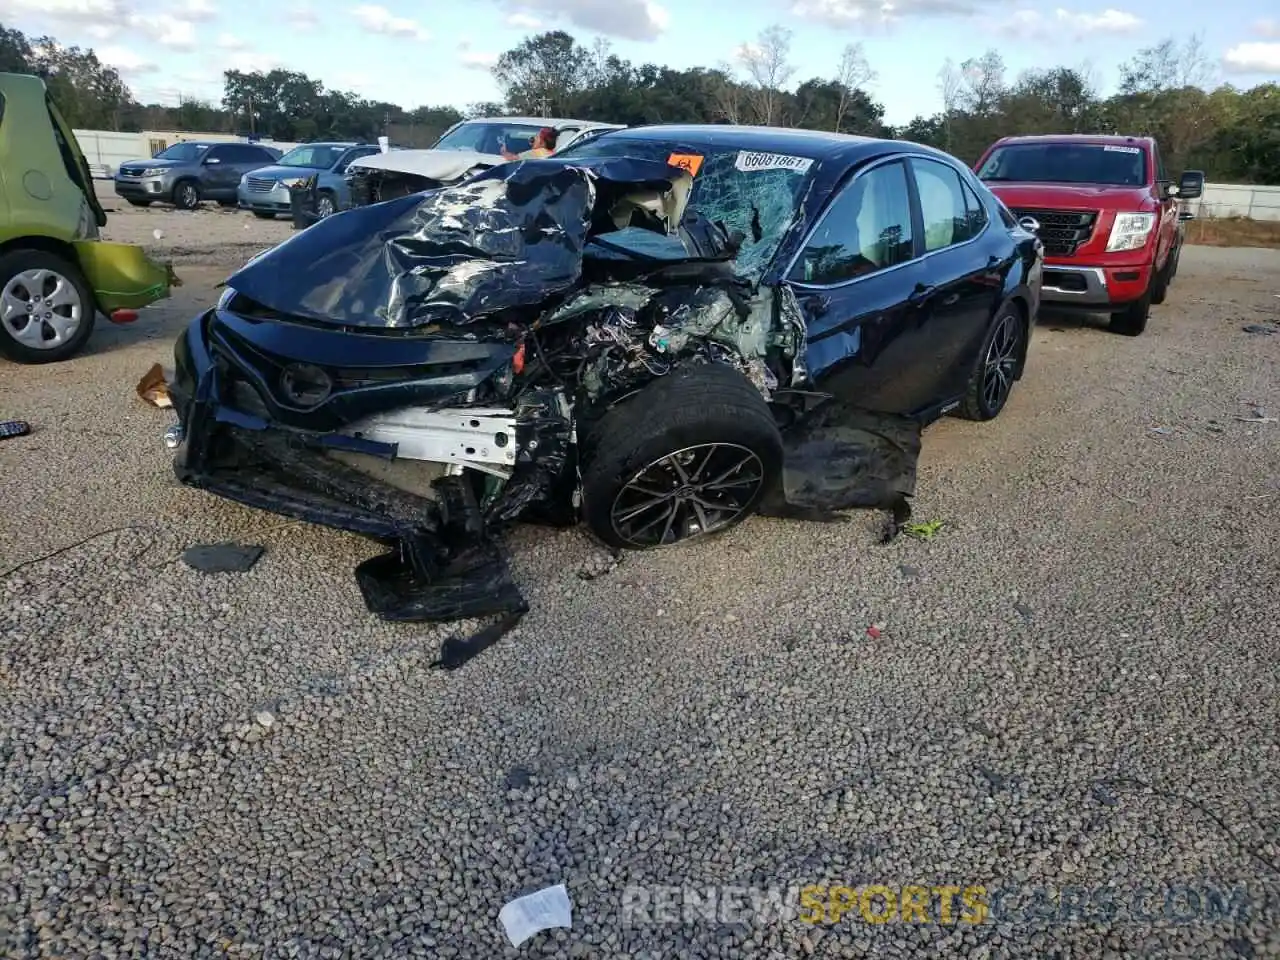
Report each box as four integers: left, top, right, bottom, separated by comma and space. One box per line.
114, 140, 282, 210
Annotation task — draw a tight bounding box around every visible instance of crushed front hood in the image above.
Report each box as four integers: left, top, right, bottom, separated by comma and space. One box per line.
224, 157, 697, 330
346, 149, 502, 181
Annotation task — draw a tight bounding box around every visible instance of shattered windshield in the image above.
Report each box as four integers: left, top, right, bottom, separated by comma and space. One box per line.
277, 145, 348, 169
434, 122, 543, 156
556, 136, 813, 278
978, 143, 1148, 187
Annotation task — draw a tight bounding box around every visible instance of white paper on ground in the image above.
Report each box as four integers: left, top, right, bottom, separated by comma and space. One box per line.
498, 883, 572, 948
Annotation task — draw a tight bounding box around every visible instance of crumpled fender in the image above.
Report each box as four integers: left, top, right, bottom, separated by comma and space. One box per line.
72, 240, 177, 312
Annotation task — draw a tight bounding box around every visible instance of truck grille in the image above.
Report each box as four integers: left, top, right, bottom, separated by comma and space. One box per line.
1010, 208, 1098, 257
246, 177, 278, 193
119, 166, 145, 177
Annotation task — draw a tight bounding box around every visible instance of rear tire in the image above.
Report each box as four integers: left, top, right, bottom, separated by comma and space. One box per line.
172, 179, 201, 210
957, 302, 1026, 422
579, 363, 783, 550
0, 249, 97, 364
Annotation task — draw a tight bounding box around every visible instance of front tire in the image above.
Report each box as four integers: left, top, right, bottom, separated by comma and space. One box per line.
1149, 253, 1173, 305
0, 250, 97, 364
579, 363, 783, 550
172, 180, 201, 210
1109, 292, 1150, 337
957, 303, 1025, 422
315, 191, 337, 218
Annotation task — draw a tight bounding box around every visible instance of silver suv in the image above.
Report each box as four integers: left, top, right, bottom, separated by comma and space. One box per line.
113, 140, 281, 210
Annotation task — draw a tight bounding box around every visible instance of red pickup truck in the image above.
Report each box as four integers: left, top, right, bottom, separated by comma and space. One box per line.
973, 134, 1204, 336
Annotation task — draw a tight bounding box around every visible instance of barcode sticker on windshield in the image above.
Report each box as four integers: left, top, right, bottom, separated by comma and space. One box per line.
1103, 145, 1141, 154
734, 151, 814, 173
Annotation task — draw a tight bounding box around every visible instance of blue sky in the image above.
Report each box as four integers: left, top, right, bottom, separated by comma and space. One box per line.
6, 0, 1279, 126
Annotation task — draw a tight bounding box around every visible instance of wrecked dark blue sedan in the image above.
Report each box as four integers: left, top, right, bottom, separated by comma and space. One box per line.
164, 125, 1042, 633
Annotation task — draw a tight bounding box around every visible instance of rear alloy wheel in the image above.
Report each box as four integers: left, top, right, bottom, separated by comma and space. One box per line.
315, 192, 337, 218
957, 305, 1024, 421
0, 250, 96, 364
580, 363, 783, 550
172, 180, 201, 210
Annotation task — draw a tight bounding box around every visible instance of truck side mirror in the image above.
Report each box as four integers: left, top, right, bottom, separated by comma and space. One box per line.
1177, 170, 1204, 199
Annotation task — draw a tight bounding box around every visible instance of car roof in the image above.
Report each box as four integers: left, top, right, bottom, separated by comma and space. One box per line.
992, 134, 1153, 148
467, 117, 623, 130
585, 124, 917, 163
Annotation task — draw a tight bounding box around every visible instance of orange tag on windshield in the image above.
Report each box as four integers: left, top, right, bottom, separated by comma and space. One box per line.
667, 153, 704, 176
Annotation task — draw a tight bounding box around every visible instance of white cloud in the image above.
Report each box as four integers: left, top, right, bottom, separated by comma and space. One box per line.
1254, 19, 1279, 39
460, 50, 499, 69
178, 0, 216, 21
351, 4, 431, 40
133, 14, 198, 48
1223, 42, 1280, 73
219, 50, 285, 73
505, 12, 544, 29
6, 0, 126, 19
997, 6, 1142, 39
500, 0, 669, 41
791, 0, 972, 26
287, 3, 321, 29
216, 33, 248, 50
1057, 7, 1141, 31
96, 44, 158, 75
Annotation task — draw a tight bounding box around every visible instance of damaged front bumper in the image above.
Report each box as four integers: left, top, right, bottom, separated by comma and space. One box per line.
168, 307, 573, 623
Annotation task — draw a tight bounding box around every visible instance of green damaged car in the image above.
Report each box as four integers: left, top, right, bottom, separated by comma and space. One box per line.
0, 72, 177, 364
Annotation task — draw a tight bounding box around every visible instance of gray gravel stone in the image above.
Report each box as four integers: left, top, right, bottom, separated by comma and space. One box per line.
1, 243, 1279, 957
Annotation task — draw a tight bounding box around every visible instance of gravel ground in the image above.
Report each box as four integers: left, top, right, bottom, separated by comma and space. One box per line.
2, 196, 1279, 959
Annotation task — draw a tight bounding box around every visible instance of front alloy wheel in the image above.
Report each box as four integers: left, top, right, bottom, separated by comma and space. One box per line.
610, 443, 765, 548
173, 181, 200, 210
316, 193, 337, 218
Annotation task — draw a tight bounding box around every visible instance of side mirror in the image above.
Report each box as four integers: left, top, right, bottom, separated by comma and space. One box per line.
1177, 170, 1204, 199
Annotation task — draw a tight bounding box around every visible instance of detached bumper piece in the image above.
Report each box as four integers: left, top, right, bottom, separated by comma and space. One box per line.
169, 317, 584, 667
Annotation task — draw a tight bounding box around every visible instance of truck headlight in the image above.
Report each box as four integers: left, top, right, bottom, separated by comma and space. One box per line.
1105, 212, 1156, 252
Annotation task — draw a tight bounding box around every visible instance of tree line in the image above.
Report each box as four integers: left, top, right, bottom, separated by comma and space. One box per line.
2, 21, 1276, 183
